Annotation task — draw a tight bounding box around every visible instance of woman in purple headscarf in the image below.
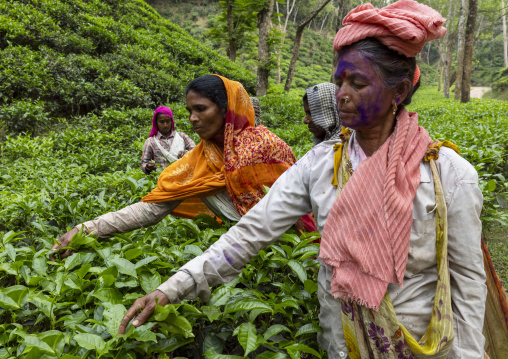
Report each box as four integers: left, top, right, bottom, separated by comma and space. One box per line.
141, 106, 196, 174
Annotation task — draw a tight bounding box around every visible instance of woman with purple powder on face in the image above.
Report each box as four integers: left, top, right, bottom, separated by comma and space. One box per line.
141, 106, 196, 174
117, 1, 488, 357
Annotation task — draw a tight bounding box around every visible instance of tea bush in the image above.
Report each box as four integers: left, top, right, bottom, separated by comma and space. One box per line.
1, 87, 508, 358
0, 0, 255, 133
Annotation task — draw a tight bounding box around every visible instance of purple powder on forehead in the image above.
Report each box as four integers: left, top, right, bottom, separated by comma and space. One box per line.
335, 59, 355, 79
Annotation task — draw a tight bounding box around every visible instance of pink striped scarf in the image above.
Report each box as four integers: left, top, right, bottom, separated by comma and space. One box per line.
319, 108, 431, 310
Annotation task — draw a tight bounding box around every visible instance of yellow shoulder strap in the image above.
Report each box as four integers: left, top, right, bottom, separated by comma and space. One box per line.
424, 140, 460, 162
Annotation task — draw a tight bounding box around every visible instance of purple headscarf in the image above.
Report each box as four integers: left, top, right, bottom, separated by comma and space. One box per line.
149, 106, 174, 137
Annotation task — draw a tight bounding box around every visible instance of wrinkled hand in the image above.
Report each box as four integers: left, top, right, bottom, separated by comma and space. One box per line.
50, 227, 79, 261
177, 150, 187, 159
146, 161, 157, 172
118, 289, 169, 334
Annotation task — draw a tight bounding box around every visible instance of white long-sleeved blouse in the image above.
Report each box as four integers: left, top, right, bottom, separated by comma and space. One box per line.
156, 139, 487, 359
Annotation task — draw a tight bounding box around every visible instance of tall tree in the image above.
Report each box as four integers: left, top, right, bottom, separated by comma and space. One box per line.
503, 0, 508, 67
256, 0, 275, 95
227, 0, 236, 62
284, 0, 333, 92
330, 0, 350, 82
207, 0, 258, 63
461, 0, 478, 103
275, 0, 297, 84
454, 0, 468, 100
443, 0, 457, 98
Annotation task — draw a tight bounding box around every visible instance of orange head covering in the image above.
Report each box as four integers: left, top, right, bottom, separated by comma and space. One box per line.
333, 0, 446, 58
142, 75, 297, 217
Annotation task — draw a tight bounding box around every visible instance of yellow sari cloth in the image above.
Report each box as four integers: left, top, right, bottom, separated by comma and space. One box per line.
334, 135, 455, 358
141, 75, 296, 218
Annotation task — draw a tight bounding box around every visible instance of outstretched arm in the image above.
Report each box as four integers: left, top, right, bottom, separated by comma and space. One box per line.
118, 159, 314, 333
51, 200, 182, 260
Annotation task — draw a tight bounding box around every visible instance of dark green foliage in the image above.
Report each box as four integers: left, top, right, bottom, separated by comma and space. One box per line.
0, 110, 324, 358
0, 0, 255, 134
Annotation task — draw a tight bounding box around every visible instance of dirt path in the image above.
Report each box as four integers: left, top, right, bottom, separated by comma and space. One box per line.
470, 86, 491, 98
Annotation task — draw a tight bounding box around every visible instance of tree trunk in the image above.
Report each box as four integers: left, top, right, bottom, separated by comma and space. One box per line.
443, 0, 457, 98
503, 0, 508, 67
331, 0, 350, 82
285, 0, 333, 92
226, 0, 236, 62
443, 31, 456, 98
460, 0, 478, 103
434, 62, 443, 92
425, 42, 432, 84
454, 0, 468, 100
276, 0, 296, 84
320, 11, 329, 31
257, 0, 275, 96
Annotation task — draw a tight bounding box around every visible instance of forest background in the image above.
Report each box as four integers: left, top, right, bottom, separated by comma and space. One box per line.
0, 0, 507, 358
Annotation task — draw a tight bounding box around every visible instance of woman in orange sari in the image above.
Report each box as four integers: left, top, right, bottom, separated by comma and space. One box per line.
51, 75, 315, 259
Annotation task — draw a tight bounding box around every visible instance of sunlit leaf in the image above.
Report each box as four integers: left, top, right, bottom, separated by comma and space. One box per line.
263, 324, 291, 340
73, 333, 106, 352
110, 258, 138, 278
288, 260, 307, 284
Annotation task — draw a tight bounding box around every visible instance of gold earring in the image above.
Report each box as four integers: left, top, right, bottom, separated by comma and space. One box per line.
392, 104, 397, 115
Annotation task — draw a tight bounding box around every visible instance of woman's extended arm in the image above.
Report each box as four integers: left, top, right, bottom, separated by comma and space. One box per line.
77, 201, 183, 238
118, 157, 315, 333
51, 201, 182, 260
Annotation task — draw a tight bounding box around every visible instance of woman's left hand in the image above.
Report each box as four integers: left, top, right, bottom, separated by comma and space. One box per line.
118, 290, 169, 334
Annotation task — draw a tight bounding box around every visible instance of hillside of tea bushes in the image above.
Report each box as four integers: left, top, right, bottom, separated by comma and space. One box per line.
0, 0, 254, 136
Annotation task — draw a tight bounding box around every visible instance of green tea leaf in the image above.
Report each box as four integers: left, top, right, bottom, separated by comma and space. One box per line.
224, 299, 272, 315
235, 322, 258, 356
32, 256, 48, 276
283, 343, 321, 358
124, 248, 144, 261
74, 333, 106, 352
183, 244, 203, 257
103, 304, 126, 337
288, 260, 307, 284
255, 352, 289, 359
130, 329, 157, 342
208, 286, 233, 306
263, 324, 290, 340
205, 348, 244, 359
295, 323, 322, 336
134, 256, 159, 269
201, 306, 221, 322
148, 337, 194, 353
92, 288, 123, 304
486, 179, 497, 193
304, 279, 318, 295
203, 333, 223, 354
4, 244, 16, 262
0, 285, 28, 310
140, 271, 162, 294
64, 252, 91, 271
110, 258, 138, 278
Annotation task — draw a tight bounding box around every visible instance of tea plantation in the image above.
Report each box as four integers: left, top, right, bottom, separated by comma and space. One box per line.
1, 0, 508, 358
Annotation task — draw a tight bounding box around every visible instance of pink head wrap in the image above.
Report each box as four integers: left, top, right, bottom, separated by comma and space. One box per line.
149, 106, 174, 137
333, 0, 446, 58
